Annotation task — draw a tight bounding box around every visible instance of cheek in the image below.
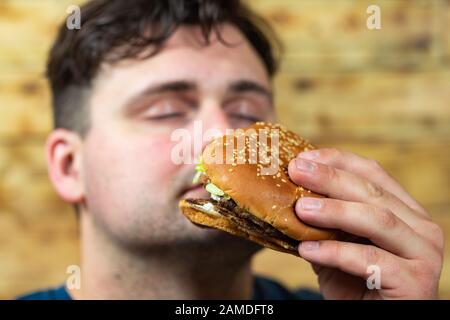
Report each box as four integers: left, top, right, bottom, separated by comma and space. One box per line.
142, 138, 176, 179
81, 133, 177, 211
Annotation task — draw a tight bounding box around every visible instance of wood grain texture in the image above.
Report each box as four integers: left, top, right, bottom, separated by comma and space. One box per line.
251, 0, 449, 72
0, 74, 51, 137
0, 0, 449, 299
274, 71, 450, 142
0, 0, 85, 74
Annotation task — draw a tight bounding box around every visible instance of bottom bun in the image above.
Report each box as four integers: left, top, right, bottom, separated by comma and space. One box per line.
179, 199, 299, 256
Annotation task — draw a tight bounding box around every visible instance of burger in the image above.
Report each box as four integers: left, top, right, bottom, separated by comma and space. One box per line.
179, 122, 336, 256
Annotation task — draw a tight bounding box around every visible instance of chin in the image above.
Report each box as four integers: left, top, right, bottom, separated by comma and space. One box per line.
157, 218, 256, 256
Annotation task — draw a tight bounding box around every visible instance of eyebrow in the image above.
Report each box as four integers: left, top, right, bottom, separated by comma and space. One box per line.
124, 80, 196, 112
228, 80, 273, 102
124, 79, 272, 112
134, 80, 196, 98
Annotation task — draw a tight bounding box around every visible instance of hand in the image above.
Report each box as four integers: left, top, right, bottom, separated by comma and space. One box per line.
288, 148, 444, 299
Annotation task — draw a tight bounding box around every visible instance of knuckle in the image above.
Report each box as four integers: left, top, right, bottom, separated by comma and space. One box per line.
418, 220, 445, 253
426, 257, 443, 277
319, 148, 344, 163
365, 180, 384, 199
325, 165, 338, 182
364, 245, 381, 266
376, 208, 398, 230
387, 259, 402, 277
429, 223, 445, 251
328, 148, 342, 159
333, 242, 346, 265
368, 159, 382, 172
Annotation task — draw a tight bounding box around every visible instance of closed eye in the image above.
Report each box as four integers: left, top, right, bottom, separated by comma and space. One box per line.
145, 112, 186, 120
140, 97, 195, 121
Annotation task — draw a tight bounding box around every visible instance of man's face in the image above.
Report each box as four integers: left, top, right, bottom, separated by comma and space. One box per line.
80, 24, 274, 251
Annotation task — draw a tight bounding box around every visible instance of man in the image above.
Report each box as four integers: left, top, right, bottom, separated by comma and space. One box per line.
19, 0, 443, 299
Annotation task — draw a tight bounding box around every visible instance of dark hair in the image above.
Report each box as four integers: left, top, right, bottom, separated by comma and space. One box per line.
47, 0, 281, 135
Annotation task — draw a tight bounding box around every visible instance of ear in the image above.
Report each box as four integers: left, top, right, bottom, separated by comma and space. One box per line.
45, 129, 84, 204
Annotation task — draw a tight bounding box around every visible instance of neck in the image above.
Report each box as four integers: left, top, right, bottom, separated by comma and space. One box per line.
68, 214, 254, 300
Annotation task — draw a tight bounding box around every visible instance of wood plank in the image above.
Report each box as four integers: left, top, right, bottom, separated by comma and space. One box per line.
247, 0, 448, 72
444, 0, 450, 64
1, 0, 448, 73
0, 73, 52, 137
0, 142, 61, 218
274, 71, 450, 142
0, 0, 86, 74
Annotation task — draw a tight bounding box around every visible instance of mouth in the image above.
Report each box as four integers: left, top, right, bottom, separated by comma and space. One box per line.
179, 183, 209, 199
180, 198, 299, 255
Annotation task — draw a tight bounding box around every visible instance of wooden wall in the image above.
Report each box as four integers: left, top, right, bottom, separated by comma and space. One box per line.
0, 0, 449, 299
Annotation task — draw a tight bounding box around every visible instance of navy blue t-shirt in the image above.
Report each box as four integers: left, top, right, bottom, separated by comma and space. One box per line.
17, 275, 322, 300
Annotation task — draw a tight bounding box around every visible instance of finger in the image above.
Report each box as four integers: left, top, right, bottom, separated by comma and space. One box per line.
296, 197, 427, 259
298, 240, 405, 289
288, 158, 423, 228
297, 148, 428, 217
311, 263, 323, 275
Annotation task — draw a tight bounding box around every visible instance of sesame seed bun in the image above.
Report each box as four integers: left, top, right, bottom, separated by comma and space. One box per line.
179, 122, 336, 255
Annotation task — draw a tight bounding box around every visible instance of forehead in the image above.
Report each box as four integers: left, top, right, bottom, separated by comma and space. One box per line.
158, 24, 269, 80
93, 24, 270, 96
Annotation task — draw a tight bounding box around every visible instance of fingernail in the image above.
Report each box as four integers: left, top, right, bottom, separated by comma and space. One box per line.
300, 241, 320, 251
299, 198, 322, 211
298, 150, 320, 160
295, 158, 316, 172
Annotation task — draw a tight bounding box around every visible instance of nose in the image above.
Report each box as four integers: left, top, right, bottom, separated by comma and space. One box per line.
197, 104, 231, 152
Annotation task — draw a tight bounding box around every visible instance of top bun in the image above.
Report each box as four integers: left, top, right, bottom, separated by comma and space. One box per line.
202, 122, 336, 241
